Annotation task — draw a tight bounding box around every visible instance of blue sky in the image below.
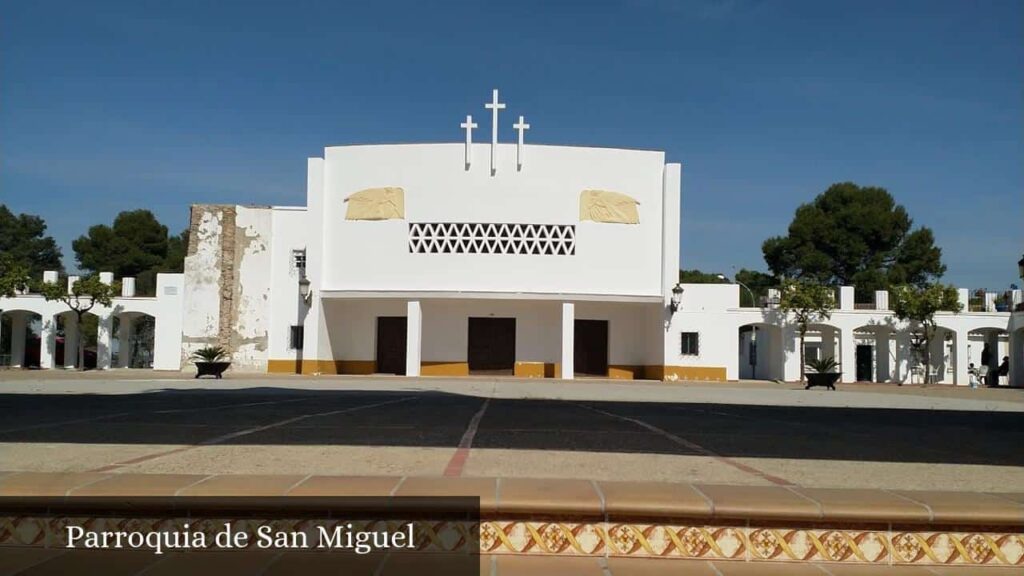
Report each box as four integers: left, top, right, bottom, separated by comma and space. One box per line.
2, 0, 1021, 289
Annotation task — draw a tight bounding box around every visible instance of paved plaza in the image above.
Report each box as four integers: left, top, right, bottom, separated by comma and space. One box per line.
2, 373, 1022, 491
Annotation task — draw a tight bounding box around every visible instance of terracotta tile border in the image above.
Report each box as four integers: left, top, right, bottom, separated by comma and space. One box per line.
0, 471, 1021, 527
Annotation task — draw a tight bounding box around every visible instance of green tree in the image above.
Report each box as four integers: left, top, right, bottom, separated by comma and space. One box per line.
763, 183, 945, 295
890, 283, 962, 385
678, 269, 778, 307
39, 275, 119, 370
72, 210, 185, 296
678, 269, 729, 283
0, 253, 31, 298
735, 268, 776, 307
778, 278, 836, 382
0, 204, 63, 278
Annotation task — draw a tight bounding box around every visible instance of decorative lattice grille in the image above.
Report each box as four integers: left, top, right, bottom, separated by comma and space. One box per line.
409, 223, 575, 255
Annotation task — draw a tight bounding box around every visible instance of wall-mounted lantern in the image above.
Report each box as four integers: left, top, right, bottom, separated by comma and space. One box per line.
669, 283, 684, 314
298, 274, 312, 304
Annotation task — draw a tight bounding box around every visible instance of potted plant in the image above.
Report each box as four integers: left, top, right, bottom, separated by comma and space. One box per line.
805, 356, 840, 390
192, 346, 230, 379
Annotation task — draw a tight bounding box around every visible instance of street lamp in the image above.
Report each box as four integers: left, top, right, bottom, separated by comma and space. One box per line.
718, 273, 759, 378
669, 283, 684, 314
717, 274, 756, 308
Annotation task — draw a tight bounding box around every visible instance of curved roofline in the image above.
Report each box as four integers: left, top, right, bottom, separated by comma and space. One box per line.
321, 142, 665, 154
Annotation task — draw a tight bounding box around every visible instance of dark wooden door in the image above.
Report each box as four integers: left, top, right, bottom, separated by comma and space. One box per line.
468, 317, 516, 374
376, 316, 407, 375
574, 319, 608, 376
856, 344, 873, 382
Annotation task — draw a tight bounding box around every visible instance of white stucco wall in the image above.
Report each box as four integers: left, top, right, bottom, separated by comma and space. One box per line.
664, 283, 1016, 384
267, 207, 310, 362
0, 272, 184, 371
315, 144, 667, 297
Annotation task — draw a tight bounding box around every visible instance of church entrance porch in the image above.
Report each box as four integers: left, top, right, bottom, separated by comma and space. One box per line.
305, 296, 662, 379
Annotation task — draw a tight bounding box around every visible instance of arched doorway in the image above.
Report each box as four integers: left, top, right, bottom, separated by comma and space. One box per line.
114, 313, 156, 368
55, 310, 100, 369
852, 325, 896, 383
737, 323, 783, 380
0, 310, 43, 368
909, 326, 956, 384
969, 327, 1010, 386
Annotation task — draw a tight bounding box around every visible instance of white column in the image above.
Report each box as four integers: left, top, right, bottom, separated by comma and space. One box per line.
40, 315, 56, 369
1010, 329, 1023, 388
96, 314, 113, 370
10, 314, 26, 367
874, 290, 889, 311
894, 330, 911, 384
821, 327, 836, 361
783, 324, 801, 381
840, 328, 856, 383
838, 286, 855, 311
405, 301, 421, 377
954, 329, 969, 386
876, 330, 892, 382
63, 314, 79, 368
561, 302, 574, 380
117, 315, 133, 368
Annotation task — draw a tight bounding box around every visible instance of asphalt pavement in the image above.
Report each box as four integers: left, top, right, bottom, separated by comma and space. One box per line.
2, 381, 1022, 490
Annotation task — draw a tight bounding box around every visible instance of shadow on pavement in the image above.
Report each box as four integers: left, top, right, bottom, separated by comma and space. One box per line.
1, 387, 1021, 466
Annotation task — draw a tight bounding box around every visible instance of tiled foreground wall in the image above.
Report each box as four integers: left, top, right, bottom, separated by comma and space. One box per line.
1, 516, 1021, 568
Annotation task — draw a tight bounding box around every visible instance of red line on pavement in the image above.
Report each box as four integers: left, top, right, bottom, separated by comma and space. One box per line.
443, 398, 490, 477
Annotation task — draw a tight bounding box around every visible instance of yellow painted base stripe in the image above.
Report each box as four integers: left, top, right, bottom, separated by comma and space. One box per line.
268, 360, 726, 382
421, 362, 470, 376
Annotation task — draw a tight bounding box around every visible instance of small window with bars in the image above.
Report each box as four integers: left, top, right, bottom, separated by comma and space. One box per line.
292, 249, 307, 272
680, 332, 699, 356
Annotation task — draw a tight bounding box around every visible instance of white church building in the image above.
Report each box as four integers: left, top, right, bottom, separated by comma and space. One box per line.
2, 90, 1022, 386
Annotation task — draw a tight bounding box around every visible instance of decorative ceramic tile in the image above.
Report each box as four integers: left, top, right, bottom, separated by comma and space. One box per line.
2, 516, 1021, 568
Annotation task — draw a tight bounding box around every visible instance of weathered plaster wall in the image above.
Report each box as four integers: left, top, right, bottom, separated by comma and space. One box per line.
182, 206, 224, 364
231, 206, 272, 370
182, 204, 272, 371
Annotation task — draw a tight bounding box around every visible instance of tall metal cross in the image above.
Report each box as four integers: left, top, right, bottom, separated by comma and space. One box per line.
513, 115, 530, 170
460, 114, 477, 169
484, 88, 505, 175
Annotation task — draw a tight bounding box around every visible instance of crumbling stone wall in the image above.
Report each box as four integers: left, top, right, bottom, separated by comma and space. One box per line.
181, 204, 271, 371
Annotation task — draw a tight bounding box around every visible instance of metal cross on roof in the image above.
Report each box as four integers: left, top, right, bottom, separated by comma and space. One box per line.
460, 114, 477, 169
484, 88, 505, 175
513, 115, 530, 171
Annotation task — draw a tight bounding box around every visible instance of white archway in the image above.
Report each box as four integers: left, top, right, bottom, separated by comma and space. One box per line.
0, 309, 43, 368
113, 312, 156, 368
737, 323, 783, 381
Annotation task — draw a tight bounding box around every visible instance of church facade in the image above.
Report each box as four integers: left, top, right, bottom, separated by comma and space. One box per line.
181, 91, 694, 379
